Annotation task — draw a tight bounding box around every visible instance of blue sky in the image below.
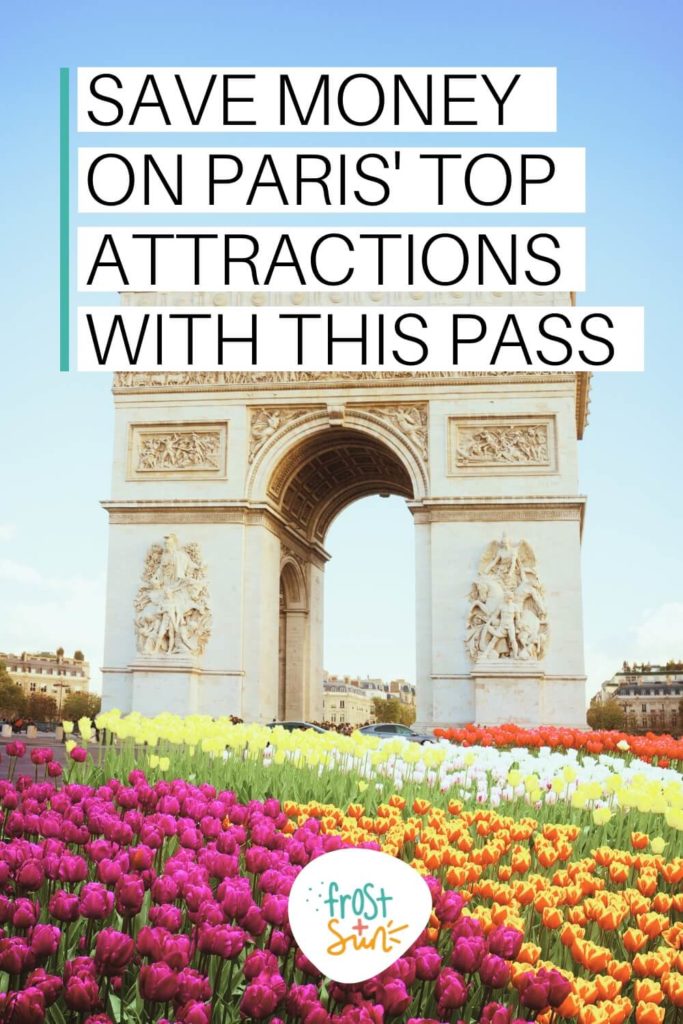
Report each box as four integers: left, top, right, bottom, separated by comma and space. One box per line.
0, 0, 681, 702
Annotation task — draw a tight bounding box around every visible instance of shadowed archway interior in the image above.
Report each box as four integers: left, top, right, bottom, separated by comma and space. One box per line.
267, 427, 415, 544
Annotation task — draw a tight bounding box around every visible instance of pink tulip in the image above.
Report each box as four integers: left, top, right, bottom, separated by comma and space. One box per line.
94, 928, 135, 976
139, 961, 179, 1002
0, 986, 46, 1024
240, 980, 281, 1019
64, 975, 101, 1012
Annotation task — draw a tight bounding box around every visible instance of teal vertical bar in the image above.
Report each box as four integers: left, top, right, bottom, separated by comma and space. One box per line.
60, 68, 70, 371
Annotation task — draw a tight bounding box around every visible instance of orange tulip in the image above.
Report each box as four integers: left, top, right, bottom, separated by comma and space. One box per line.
633, 980, 664, 1005
556, 993, 582, 1019
596, 906, 627, 931
515, 882, 537, 906
600, 998, 632, 1024
412, 798, 431, 815
608, 862, 631, 884
607, 961, 632, 983
632, 953, 669, 979
634, 1002, 664, 1024
561, 923, 585, 947
578, 1004, 608, 1024
623, 928, 649, 953
637, 873, 659, 897
574, 978, 599, 1005
637, 913, 668, 939
661, 860, 683, 885
662, 971, 683, 1007
631, 832, 649, 850
663, 922, 683, 948
517, 942, 542, 965
651, 892, 672, 913
446, 866, 468, 887
542, 906, 564, 929
594, 975, 621, 1000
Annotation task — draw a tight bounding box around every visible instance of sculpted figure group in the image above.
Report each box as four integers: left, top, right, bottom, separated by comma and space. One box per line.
466, 535, 549, 663
134, 534, 212, 657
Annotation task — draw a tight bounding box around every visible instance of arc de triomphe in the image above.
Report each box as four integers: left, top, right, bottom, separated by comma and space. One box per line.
101, 290, 588, 728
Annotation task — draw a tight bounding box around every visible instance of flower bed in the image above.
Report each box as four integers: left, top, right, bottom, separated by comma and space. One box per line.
84, 713, 683, 832
432, 726, 683, 767
0, 762, 681, 1024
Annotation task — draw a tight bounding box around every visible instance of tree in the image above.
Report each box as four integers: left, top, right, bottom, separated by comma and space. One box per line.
398, 703, 417, 726
586, 698, 626, 731
371, 698, 416, 725
56, 647, 64, 659
372, 697, 401, 723
73, 651, 85, 662
0, 664, 27, 719
62, 691, 101, 722
26, 693, 58, 722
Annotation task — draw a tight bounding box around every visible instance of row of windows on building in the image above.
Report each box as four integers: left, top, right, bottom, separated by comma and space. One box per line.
9, 666, 84, 677
621, 688, 683, 697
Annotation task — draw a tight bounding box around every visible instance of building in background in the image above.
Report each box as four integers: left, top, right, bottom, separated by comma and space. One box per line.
598, 662, 683, 735
321, 673, 417, 725
0, 650, 90, 713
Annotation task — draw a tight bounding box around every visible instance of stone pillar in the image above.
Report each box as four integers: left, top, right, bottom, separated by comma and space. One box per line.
241, 522, 281, 723
101, 518, 248, 719
306, 561, 325, 721
413, 505, 586, 730
414, 519, 435, 727
279, 609, 305, 718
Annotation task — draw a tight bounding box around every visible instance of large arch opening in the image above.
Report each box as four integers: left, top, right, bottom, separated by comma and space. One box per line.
324, 494, 415, 695
269, 426, 418, 721
268, 426, 415, 544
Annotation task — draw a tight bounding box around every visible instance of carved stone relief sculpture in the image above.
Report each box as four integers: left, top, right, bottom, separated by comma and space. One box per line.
248, 407, 311, 463
136, 430, 222, 472
466, 535, 549, 663
456, 424, 550, 467
134, 534, 211, 656
362, 405, 429, 463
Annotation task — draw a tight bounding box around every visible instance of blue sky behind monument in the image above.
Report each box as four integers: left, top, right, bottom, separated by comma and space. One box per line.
0, 0, 681, 700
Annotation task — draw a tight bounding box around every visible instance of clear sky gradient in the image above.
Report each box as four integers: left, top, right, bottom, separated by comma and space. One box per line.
1, 0, 681, 702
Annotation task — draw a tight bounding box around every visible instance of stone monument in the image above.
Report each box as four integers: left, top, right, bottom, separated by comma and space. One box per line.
101, 290, 588, 727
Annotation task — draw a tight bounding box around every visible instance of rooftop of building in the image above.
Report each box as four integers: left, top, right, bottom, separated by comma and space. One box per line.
1, 651, 89, 670
617, 661, 683, 675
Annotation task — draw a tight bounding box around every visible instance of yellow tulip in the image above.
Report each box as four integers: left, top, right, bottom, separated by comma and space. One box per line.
78, 716, 93, 742
62, 721, 74, 734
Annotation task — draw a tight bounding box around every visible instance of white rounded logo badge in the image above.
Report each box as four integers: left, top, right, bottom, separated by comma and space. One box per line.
288, 848, 432, 983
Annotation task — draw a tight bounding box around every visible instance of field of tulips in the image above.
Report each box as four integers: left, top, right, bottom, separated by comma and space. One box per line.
0, 712, 680, 1024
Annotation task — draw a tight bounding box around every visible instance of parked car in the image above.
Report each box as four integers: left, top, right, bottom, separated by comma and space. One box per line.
265, 721, 328, 733
356, 722, 436, 745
